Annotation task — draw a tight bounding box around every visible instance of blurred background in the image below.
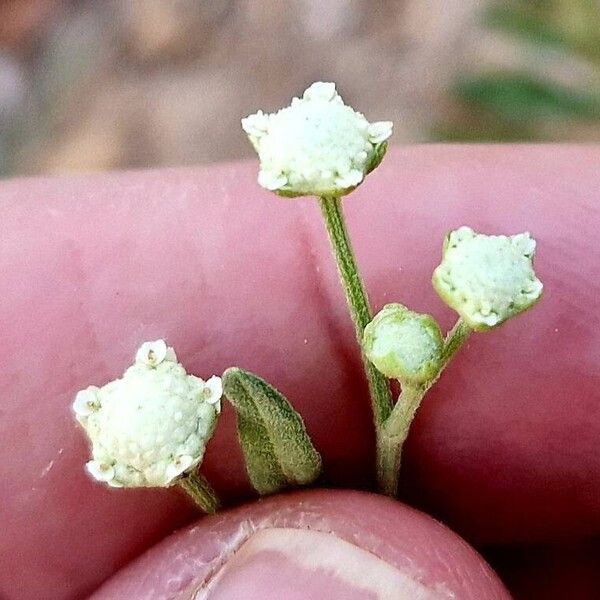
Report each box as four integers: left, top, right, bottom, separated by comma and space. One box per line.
1, 0, 599, 179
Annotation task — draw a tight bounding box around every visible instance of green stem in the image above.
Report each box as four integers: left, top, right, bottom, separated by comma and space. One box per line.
317, 196, 393, 428
379, 384, 424, 496
439, 319, 472, 375
178, 471, 220, 514
379, 318, 472, 496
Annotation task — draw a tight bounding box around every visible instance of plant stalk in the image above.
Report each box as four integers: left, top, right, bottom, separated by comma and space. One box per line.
317, 195, 393, 490
317, 195, 393, 426
378, 384, 424, 496
178, 471, 220, 514
379, 318, 472, 496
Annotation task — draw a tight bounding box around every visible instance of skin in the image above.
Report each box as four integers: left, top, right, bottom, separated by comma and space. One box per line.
90, 489, 509, 599
0, 145, 598, 598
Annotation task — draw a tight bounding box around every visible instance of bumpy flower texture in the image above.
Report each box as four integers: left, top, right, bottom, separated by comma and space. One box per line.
363, 304, 443, 384
242, 81, 393, 196
432, 227, 543, 331
73, 340, 222, 488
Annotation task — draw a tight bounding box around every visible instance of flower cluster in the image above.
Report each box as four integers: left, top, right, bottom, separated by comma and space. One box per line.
242, 82, 392, 197
432, 227, 543, 330
70, 80, 547, 509
73, 340, 222, 488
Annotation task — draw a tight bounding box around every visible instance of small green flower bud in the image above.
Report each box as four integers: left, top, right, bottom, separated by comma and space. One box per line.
432, 227, 543, 331
363, 304, 444, 384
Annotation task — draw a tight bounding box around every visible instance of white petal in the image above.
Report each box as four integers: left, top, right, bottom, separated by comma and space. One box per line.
335, 169, 364, 189
511, 232, 536, 257
73, 387, 100, 416
165, 454, 195, 482
203, 375, 223, 404
368, 121, 393, 144
303, 81, 337, 102
86, 461, 115, 482
136, 339, 168, 367
241, 110, 269, 138
454, 226, 474, 239
258, 170, 287, 191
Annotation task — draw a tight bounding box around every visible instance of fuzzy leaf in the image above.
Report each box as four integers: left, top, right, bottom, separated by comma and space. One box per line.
222, 368, 322, 495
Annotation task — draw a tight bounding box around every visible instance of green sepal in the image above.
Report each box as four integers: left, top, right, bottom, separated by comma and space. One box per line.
365, 141, 388, 175
222, 367, 322, 495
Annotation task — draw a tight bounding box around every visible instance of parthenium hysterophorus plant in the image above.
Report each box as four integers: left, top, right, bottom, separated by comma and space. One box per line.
73, 82, 543, 510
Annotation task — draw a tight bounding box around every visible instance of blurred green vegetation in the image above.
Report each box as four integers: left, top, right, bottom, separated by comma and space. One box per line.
433, 0, 600, 141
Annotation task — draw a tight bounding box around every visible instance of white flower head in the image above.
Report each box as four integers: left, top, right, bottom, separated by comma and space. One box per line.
242, 81, 393, 197
432, 227, 543, 331
74, 340, 222, 488
363, 304, 444, 384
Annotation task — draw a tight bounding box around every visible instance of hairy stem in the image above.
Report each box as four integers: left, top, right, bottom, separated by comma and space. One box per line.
379, 318, 472, 496
317, 195, 393, 490
439, 319, 472, 374
178, 471, 220, 514
378, 384, 424, 496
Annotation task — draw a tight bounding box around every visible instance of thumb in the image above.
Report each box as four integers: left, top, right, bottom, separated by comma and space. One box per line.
90, 489, 509, 599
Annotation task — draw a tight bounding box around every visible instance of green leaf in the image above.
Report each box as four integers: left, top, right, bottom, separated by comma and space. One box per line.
455, 72, 600, 122
222, 368, 322, 495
